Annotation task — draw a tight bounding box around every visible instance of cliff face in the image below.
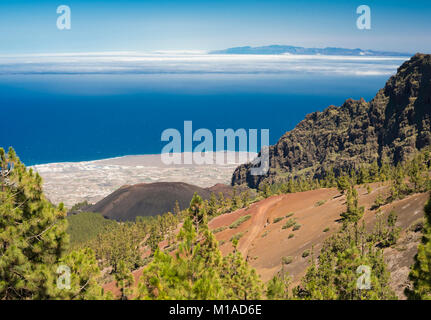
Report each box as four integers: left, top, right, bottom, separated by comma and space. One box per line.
232, 54, 431, 188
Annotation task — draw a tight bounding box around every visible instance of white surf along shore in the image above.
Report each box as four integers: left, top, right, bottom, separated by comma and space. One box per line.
31, 151, 257, 207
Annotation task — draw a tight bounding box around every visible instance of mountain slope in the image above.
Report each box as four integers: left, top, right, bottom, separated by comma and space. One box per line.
89, 182, 232, 221
209, 185, 429, 294
232, 53, 431, 189
103, 185, 429, 299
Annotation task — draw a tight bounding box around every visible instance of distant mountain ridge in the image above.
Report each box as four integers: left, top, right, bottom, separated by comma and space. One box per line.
210, 45, 411, 56
232, 53, 431, 189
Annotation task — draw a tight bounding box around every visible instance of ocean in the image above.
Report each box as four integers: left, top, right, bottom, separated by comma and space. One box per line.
0, 54, 406, 165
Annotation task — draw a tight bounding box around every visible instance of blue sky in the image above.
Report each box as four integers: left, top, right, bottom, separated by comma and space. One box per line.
0, 0, 430, 54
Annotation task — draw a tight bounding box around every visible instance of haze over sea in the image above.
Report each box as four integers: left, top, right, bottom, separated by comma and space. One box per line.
0, 52, 409, 165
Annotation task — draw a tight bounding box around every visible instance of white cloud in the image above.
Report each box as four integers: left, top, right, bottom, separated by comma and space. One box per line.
0, 51, 408, 76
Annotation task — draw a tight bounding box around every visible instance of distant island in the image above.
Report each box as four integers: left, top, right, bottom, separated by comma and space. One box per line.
210, 45, 411, 56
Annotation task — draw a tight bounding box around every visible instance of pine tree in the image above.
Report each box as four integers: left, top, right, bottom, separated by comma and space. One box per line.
266, 261, 291, 299
426, 174, 431, 191
369, 161, 379, 181
349, 169, 358, 186
241, 190, 250, 208
323, 167, 336, 187
92, 223, 143, 272
425, 149, 431, 169
337, 176, 350, 194
286, 178, 295, 193
341, 185, 364, 223
385, 210, 400, 247
390, 164, 407, 200
294, 255, 337, 299
373, 193, 385, 209
220, 239, 263, 300
146, 223, 163, 256
0, 147, 69, 299
188, 193, 207, 232
137, 218, 225, 300
407, 196, 431, 299
379, 160, 391, 181
295, 224, 395, 300
115, 260, 135, 300
408, 154, 426, 192
232, 186, 240, 209
57, 248, 106, 300
207, 193, 218, 217
358, 166, 370, 185
217, 192, 225, 210
173, 200, 181, 216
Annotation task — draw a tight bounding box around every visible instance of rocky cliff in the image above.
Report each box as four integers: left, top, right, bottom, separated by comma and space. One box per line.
232, 54, 431, 188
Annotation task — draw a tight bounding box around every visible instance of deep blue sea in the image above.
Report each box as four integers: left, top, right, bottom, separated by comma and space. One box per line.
0, 73, 389, 165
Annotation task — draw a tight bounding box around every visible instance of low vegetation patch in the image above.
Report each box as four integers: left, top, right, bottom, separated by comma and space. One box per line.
66, 211, 117, 248
229, 214, 251, 229
315, 200, 326, 207
282, 256, 293, 265
285, 212, 295, 218
293, 224, 302, 231
282, 218, 296, 230
166, 245, 177, 252
213, 226, 228, 234
302, 249, 310, 258
261, 230, 270, 238
371, 193, 386, 210
323, 227, 330, 233
409, 218, 425, 232
288, 233, 294, 239
230, 232, 245, 242
273, 216, 284, 223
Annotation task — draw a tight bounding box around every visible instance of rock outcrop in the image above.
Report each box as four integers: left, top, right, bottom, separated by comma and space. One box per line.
232, 54, 431, 188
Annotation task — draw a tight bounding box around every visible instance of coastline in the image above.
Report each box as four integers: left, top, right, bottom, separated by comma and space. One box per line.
31, 151, 257, 207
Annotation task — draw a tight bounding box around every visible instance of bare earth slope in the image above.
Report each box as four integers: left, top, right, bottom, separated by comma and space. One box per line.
209, 184, 429, 297
90, 182, 232, 221
102, 185, 428, 299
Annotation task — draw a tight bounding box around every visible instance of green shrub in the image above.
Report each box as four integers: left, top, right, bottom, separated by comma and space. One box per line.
372, 194, 385, 209
285, 212, 295, 218
273, 217, 284, 223
261, 230, 270, 238
302, 250, 310, 258
288, 234, 294, 239
213, 226, 228, 234
315, 200, 326, 207
409, 218, 425, 232
230, 232, 244, 242
282, 256, 293, 265
293, 224, 302, 231
229, 215, 251, 229
282, 218, 296, 230
323, 227, 330, 233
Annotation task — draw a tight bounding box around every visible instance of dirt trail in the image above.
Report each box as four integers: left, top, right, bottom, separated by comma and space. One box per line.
237, 196, 283, 257
103, 185, 429, 298
211, 185, 429, 283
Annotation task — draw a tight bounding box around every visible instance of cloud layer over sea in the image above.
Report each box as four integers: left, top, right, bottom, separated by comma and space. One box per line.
0, 51, 408, 76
